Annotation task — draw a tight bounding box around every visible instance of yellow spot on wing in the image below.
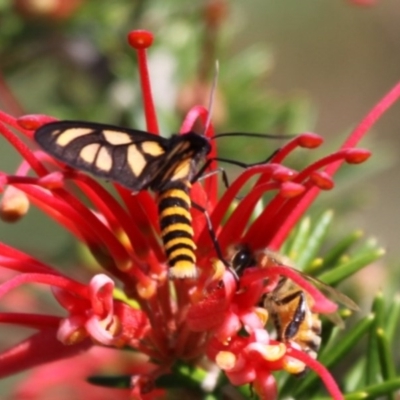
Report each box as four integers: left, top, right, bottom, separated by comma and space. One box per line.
56, 128, 93, 146
96, 146, 113, 172
103, 130, 133, 145
142, 141, 164, 157
80, 143, 100, 163
170, 160, 191, 181
127, 144, 146, 176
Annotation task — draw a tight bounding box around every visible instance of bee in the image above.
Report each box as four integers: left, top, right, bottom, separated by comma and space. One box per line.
35, 121, 214, 279
229, 244, 358, 375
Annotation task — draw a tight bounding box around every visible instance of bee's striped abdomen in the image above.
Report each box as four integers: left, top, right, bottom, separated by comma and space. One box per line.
157, 181, 197, 278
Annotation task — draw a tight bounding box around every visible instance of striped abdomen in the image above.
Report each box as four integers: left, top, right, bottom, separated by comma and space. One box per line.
265, 279, 322, 376
157, 181, 197, 278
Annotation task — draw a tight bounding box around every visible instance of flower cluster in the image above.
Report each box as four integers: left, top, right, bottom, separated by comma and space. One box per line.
0, 29, 399, 400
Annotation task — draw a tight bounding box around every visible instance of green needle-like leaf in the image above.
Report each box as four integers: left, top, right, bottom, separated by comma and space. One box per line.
376, 328, 397, 381
286, 216, 311, 262
386, 293, 400, 343
318, 230, 364, 273
343, 359, 367, 393
372, 291, 385, 328
321, 314, 375, 368
365, 292, 384, 385
317, 248, 385, 286
298, 209, 333, 272
343, 378, 400, 399
356, 237, 380, 253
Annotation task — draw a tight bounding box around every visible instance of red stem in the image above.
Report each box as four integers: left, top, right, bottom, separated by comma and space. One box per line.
0, 273, 88, 299
0, 313, 61, 329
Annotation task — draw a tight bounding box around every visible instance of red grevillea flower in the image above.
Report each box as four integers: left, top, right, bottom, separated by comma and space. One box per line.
0, 29, 399, 399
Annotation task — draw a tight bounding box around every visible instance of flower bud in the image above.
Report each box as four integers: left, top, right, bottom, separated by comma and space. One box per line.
0, 187, 30, 222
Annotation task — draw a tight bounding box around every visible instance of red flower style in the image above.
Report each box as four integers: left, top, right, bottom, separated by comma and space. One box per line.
0, 29, 399, 399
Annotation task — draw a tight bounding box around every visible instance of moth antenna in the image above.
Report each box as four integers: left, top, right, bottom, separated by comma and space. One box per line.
204, 60, 219, 136
212, 132, 294, 140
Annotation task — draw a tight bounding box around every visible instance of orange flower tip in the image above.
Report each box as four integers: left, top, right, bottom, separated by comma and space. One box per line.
345, 148, 371, 164
136, 280, 157, 299
116, 258, 133, 272
212, 258, 227, 280
0, 187, 30, 222
215, 351, 236, 370
115, 229, 131, 250
168, 264, 198, 279
282, 356, 306, 375
17, 114, 57, 130
310, 171, 334, 190
127, 30, 154, 49
38, 172, 65, 188
263, 343, 286, 361
272, 167, 297, 182
100, 315, 122, 337
279, 182, 305, 198
298, 132, 323, 148
63, 327, 88, 345
254, 307, 269, 326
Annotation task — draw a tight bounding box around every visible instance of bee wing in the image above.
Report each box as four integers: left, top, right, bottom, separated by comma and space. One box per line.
296, 270, 359, 311
323, 312, 345, 329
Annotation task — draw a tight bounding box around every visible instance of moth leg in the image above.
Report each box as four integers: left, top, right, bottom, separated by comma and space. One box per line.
191, 159, 230, 190
192, 149, 279, 190
191, 201, 231, 270
196, 167, 230, 189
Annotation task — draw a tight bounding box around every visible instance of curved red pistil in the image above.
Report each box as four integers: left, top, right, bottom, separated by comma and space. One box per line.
17, 114, 58, 131
310, 171, 334, 190
293, 148, 370, 185
268, 82, 400, 249
271, 132, 323, 164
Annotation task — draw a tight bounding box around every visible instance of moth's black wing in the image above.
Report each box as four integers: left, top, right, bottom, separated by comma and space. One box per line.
34, 120, 171, 192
